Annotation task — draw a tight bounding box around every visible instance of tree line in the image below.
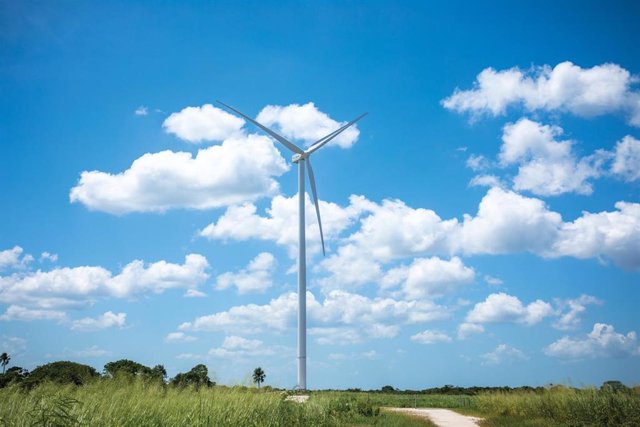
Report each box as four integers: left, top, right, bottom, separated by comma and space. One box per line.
0, 353, 268, 390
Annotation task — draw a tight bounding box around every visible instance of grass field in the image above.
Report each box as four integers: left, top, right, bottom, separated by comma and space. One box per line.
0, 380, 434, 426
1, 380, 639, 426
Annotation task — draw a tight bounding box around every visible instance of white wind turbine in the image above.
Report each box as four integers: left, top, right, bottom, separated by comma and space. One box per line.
217, 101, 366, 390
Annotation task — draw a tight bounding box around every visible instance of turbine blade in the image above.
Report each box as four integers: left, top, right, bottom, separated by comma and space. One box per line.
306, 158, 325, 256
306, 112, 368, 155
216, 100, 303, 154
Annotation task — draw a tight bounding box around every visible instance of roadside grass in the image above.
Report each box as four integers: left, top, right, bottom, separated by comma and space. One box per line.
470, 388, 640, 427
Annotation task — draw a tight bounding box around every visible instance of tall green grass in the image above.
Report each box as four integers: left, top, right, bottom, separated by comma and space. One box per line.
475, 388, 640, 426
0, 380, 403, 426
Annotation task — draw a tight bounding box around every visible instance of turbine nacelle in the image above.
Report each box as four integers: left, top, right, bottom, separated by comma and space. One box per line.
292, 153, 305, 163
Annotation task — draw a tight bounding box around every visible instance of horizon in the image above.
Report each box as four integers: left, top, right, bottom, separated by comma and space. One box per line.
1, 1, 639, 390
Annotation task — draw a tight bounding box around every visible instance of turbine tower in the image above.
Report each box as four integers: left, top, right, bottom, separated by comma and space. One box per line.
217, 101, 366, 390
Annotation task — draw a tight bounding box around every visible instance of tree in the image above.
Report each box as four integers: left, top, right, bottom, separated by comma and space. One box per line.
0, 353, 10, 374
252, 367, 265, 388
170, 364, 213, 387
150, 364, 167, 382
601, 380, 629, 393
0, 366, 29, 388
104, 359, 152, 378
24, 361, 98, 387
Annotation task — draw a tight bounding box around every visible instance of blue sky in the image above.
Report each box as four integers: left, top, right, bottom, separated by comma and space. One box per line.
1, 1, 639, 389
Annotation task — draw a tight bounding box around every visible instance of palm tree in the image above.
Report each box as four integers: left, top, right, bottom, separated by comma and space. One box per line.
252, 367, 265, 388
0, 353, 10, 374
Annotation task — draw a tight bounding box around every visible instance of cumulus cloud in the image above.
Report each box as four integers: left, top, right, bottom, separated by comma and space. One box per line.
442, 61, 640, 126
411, 330, 452, 344
216, 252, 276, 294
208, 335, 276, 359
457, 322, 485, 340
0, 246, 33, 271
383, 257, 475, 299
465, 292, 555, 325
499, 119, 607, 196
0, 254, 209, 308
163, 104, 245, 143
553, 295, 602, 331
71, 311, 127, 331
611, 136, 640, 182
165, 332, 197, 343
481, 344, 528, 365
454, 187, 563, 255
552, 201, 640, 269
206, 187, 640, 280
256, 102, 361, 149
201, 194, 370, 257
70, 135, 288, 214
545, 323, 640, 359
179, 290, 449, 341
0, 305, 68, 322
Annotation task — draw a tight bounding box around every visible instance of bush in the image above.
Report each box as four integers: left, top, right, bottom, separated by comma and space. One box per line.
24, 361, 98, 387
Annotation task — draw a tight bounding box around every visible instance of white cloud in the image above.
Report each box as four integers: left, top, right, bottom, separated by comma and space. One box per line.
163, 104, 245, 143
611, 136, 640, 181
384, 257, 475, 299
344, 198, 458, 262
183, 289, 207, 298
179, 289, 448, 340
469, 174, 504, 188
0, 305, 68, 322
0, 254, 209, 308
499, 119, 606, 196
70, 135, 288, 214
201, 194, 370, 257
411, 330, 452, 344
202, 187, 640, 277
465, 292, 555, 325
442, 61, 640, 126
454, 187, 563, 255
165, 332, 197, 343
553, 295, 602, 331
457, 323, 485, 340
481, 344, 528, 365
466, 154, 490, 171
39, 252, 58, 263
208, 335, 278, 359
0, 246, 33, 271
216, 252, 276, 294
484, 275, 503, 286
134, 106, 148, 116
552, 201, 640, 269
73, 345, 110, 358
545, 323, 640, 359
71, 311, 126, 331
256, 102, 361, 149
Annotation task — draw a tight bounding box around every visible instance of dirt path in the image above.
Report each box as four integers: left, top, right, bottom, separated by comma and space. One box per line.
387, 408, 483, 427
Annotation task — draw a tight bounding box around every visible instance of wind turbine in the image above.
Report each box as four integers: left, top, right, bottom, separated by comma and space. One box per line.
217, 101, 366, 390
